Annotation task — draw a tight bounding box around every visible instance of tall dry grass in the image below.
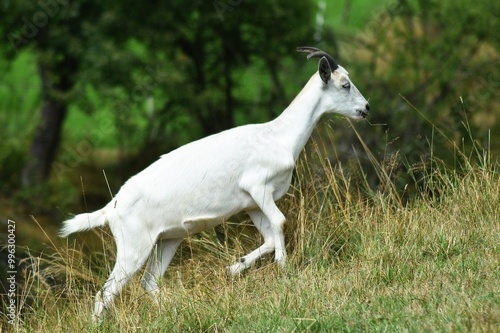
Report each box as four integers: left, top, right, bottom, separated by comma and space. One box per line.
4, 120, 500, 332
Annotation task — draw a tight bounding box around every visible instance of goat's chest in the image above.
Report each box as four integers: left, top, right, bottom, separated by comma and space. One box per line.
240, 150, 295, 202
269, 165, 294, 201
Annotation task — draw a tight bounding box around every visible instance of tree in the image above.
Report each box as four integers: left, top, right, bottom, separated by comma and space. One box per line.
105, 0, 315, 139
0, 0, 105, 186
344, 0, 499, 191
1, 0, 316, 189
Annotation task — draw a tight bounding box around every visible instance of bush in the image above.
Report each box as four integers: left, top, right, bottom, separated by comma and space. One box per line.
333, 0, 499, 189
0, 140, 26, 192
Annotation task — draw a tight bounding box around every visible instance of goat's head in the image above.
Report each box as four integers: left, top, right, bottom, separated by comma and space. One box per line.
297, 47, 370, 121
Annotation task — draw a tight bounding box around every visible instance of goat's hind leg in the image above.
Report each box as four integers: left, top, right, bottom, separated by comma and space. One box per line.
227, 209, 275, 275
141, 238, 183, 303
93, 233, 154, 322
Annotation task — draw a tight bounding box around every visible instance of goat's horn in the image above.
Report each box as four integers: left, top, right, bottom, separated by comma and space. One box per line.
297, 46, 339, 70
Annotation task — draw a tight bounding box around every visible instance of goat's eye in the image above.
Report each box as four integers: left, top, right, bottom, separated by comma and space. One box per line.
342, 82, 351, 89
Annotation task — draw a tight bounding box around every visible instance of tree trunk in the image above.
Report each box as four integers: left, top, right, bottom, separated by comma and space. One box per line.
21, 63, 68, 187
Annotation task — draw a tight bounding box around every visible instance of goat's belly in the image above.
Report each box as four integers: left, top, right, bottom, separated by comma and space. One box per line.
182, 185, 255, 215
158, 225, 191, 239
157, 218, 224, 239
180, 194, 255, 234
184, 193, 256, 235
135, 186, 254, 240
182, 217, 224, 235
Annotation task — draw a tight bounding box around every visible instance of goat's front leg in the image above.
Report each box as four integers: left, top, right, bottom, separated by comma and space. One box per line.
249, 186, 287, 267
262, 203, 287, 267
227, 209, 275, 274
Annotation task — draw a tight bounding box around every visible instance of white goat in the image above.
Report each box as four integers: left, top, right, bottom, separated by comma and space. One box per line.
60, 47, 370, 321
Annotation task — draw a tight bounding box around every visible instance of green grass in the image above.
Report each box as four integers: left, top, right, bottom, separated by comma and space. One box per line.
6, 129, 500, 332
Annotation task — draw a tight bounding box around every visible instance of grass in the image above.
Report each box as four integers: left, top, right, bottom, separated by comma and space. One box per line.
4, 124, 499, 332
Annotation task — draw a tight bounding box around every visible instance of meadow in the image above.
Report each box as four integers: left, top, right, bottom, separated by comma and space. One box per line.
1, 1, 499, 331
8, 126, 500, 332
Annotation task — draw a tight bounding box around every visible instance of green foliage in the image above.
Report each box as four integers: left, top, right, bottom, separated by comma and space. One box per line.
324, 0, 389, 32
1, 0, 103, 95
14, 178, 77, 214
346, 0, 499, 164
0, 51, 39, 190
0, 0, 316, 204
0, 140, 25, 191
0, 50, 40, 141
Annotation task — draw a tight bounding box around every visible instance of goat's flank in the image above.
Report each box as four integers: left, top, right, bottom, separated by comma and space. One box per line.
60, 46, 370, 321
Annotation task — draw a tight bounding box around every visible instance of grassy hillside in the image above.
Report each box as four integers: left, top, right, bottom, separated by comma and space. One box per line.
1, 1, 498, 331
7, 130, 499, 332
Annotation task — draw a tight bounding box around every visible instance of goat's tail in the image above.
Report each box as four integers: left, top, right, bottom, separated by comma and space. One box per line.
60, 208, 108, 238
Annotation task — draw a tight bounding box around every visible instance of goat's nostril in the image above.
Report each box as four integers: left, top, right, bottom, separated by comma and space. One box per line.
366, 104, 370, 111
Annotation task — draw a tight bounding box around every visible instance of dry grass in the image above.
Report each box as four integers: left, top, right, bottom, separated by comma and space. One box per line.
4, 128, 500, 332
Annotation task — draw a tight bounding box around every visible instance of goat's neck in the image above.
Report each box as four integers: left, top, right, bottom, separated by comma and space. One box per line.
270, 75, 326, 161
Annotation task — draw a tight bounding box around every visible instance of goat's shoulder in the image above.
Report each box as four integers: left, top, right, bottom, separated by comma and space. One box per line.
229, 122, 295, 168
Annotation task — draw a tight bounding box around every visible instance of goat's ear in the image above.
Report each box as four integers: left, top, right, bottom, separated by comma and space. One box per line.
318, 57, 332, 84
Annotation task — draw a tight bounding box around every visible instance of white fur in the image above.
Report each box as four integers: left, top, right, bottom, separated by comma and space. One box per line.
60, 59, 369, 321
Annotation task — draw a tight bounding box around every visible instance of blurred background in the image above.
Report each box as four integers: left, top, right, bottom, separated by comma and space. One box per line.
0, 0, 498, 244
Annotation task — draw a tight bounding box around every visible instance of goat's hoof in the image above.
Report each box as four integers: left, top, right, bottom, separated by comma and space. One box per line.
275, 256, 287, 268
91, 314, 104, 326
226, 262, 245, 275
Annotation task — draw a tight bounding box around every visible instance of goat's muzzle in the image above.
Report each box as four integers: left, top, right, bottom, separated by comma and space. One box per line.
357, 104, 370, 119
